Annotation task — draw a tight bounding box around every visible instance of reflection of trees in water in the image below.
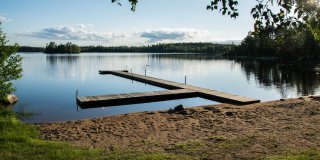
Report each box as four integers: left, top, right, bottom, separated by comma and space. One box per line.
46, 55, 80, 66
236, 59, 320, 97
45, 54, 150, 77
45, 55, 81, 78
150, 53, 220, 61
150, 54, 320, 97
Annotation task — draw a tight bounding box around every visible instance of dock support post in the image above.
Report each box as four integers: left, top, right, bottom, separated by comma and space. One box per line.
131, 71, 134, 83
76, 89, 79, 111
144, 65, 149, 77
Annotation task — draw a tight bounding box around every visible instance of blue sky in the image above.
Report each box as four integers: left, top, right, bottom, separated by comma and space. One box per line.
1, 0, 257, 46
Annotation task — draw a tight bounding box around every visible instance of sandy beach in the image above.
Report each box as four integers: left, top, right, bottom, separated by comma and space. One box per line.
39, 96, 320, 159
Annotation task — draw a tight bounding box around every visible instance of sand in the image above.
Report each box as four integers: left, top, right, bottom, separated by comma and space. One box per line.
39, 96, 320, 159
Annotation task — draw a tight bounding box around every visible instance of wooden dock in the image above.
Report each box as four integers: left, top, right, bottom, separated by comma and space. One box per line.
77, 89, 197, 107
77, 70, 260, 108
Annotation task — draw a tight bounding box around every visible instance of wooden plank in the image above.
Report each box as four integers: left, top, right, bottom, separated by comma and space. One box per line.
98, 70, 260, 105
180, 85, 259, 104
77, 89, 197, 108
104, 70, 182, 89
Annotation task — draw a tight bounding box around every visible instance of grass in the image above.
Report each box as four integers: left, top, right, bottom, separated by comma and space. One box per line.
165, 136, 255, 159
265, 149, 320, 160
310, 109, 320, 115
165, 135, 320, 160
0, 106, 189, 160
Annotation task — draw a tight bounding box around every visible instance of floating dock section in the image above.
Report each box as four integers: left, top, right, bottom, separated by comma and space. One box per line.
77, 70, 260, 108
77, 89, 197, 107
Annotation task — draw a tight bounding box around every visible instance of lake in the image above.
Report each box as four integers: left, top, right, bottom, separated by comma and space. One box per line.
13, 53, 320, 123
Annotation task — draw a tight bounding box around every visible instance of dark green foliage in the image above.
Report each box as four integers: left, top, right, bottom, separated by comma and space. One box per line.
0, 25, 22, 102
112, 0, 138, 11
19, 46, 44, 52
207, 0, 239, 18
44, 42, 81, 54
19, 42, 236, 55
234, 28, 320, 60
81, 43, 236, 55
208, 0, 320, 41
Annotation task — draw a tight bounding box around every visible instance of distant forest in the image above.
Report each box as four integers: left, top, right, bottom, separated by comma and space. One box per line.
82, 43, 235, 55
19, 46, 44, 52
19, 42, 236, 55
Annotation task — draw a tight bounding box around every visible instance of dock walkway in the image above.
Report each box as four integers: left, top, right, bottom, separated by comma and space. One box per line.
77, 70, 260, 108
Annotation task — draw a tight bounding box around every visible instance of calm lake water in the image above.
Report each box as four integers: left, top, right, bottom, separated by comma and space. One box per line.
13, 53, 320, 123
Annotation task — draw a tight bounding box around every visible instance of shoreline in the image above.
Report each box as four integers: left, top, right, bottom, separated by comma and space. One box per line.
39, 96, 320, 159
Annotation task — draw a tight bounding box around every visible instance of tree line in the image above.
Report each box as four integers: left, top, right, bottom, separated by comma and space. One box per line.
18, 38, 320, 61
19, 42, 236, 55
81, 43, 235, 55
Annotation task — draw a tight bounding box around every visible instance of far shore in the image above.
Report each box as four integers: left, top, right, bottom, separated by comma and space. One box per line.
39, 96, 320, 159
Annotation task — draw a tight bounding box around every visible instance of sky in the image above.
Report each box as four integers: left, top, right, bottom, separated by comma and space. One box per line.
0, 0, 257, 47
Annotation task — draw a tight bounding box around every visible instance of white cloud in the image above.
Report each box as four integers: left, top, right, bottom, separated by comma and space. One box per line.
15, 25, 242, 46
138, 28, 209, 43
23, 24, 125, 41
0, 15, 12, 23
